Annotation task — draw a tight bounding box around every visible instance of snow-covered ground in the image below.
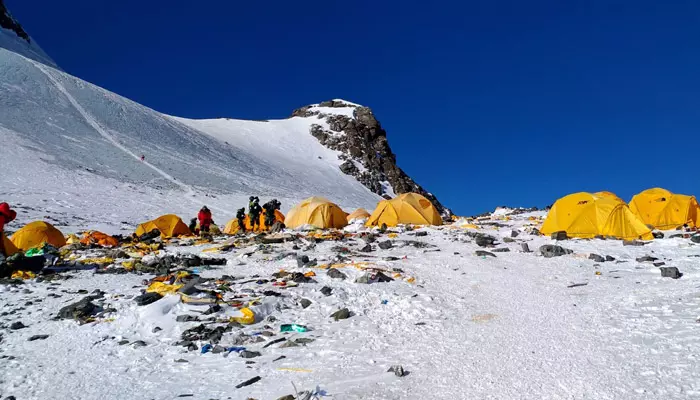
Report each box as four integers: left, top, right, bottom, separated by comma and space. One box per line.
2, 211, 699, 400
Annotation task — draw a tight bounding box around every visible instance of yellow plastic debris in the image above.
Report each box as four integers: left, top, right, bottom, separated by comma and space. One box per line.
388, 233, 398, 238
146, 281, 184, 295
406, 277, 416, 284
304, 271, 316, 277
65, 234, 81, 245
595, 271, 602, 276
122, 261, 135, 270
231, 307, 256, 325
11, 270, 36, 280
78, 257, 115, 265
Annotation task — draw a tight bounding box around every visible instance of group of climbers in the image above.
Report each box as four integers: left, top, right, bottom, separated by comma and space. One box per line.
189, 198, 281, 235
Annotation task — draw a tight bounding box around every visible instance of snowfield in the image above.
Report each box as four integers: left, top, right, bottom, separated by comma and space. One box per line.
1, 212, 700, 400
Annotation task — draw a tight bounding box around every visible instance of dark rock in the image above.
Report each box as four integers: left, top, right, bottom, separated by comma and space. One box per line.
378, 240, 393, 250
414, 231, 428, 237
131, 340, 147, 347
294, 338, 315, 345
551, 231, 568, 240
636, 255, 658, 263
652, 231, 665, 239
263, 337, 286, 348
9, 321, 25, 330
320, 286, 332, 296
475, 235, 496, 247
279, 340, 299, 348
176, 315, 198, 322
660, 267, 682, 279
539, 245, 573, 258
589, 254, 605, 263
299, 298, 312, 309
327, 268, 347, 280
387, 364, 406, 377
118, 339, 129, 345
670, 234, 684, 239
57, 296, 101, 321
211, 345, 226, 354
623, 240, 646, 246
297, 255, 310, 267
359, 244, 373, 252
511, 230, 520, 238
134, 292, 162, 306
152, 326, 162, 333
605, 255, 616, 262
653, 262, 666, 267
492, 248, 510, 253
174, 359, 189, 363
503, 237, 516, 243
691, 235, 700, 244
28, 334, 49, 341
521, 243, 531, 253
277, 395, 296, 400
239, 350, 261, 359
475, 250, 496, 258
330, 308, 350, 321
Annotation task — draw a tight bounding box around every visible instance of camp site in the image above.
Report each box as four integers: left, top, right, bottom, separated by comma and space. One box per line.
3, 2, 700, 399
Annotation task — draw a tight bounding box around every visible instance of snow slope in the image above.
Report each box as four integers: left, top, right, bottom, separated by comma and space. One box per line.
0, 48, 382, 233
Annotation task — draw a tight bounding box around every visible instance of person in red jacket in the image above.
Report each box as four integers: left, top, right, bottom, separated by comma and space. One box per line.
197, 206, 213, 234
0, 202, 17, 256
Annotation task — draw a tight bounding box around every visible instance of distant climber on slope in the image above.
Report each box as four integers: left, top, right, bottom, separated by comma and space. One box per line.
0, 202, 17, 257
248, 197, 262, 231
197, 206, 213, 234
140, 155, 145, 162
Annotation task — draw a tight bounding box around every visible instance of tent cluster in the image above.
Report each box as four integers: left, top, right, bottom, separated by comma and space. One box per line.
541, 187, 700, 240
1, 193, 445, 256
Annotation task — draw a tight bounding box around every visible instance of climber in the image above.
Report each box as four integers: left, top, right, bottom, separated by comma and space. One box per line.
140, 155, 145, 162
197, 206, 213, 234
0, 202, 17, 257
263, 199, 281, 228
248, 196, 262, 231
236, 208, 247, 233
188, 218, 198, 234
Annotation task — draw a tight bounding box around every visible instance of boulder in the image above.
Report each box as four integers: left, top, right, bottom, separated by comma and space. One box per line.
691, 235, 700, 244
636, 255, 658, 263
330, 308, 351, 321
521, 243, 531, 253
589, 254, 605, 263
660, 267, 682, 279
539, 245, 573, 258
327, 268, 347, 280
475, 235, 496, 247
551, 231, 568, 240
623, 240, 646, 246
378, 240, 393, 250
475, 250, 496, 258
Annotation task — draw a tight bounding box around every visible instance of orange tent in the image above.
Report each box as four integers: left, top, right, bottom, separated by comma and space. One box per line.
223, 209, 285, 234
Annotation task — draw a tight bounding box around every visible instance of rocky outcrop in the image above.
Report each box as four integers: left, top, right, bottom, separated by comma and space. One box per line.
0, 0, 30, 42
291, 100, 452, 218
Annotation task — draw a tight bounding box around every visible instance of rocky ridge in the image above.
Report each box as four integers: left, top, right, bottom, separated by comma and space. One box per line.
0, 0, 29, 42
291, 100, 452, 218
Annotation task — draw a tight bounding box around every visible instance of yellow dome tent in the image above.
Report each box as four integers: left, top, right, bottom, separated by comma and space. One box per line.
346, 208, 371, 222
135, 214, 191, 238
11, 221, 67, 251
366, 193, 443, 227
629, 188, 700, 230
2, 233, 20, 256
540, 192, 652, 240
223, 209, 285, 234
285, 197, 347, 229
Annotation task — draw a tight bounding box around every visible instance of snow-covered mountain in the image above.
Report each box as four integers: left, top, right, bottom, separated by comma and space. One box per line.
0, 2, 449, 233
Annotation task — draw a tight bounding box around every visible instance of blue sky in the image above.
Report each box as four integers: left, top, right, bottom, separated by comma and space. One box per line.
9, 0, 700, 215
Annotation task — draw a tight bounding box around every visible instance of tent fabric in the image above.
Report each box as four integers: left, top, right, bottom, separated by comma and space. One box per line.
11, 221, 67, 251
2, 233, 20, 256
540, 192, 653, 240
223, 209, 285, 234
346, 208, 371, 222
366, 193, 443, 227
80, 231, 119, 247
629, 188, 700, 230
594, 191, 624, 202
285, 197, 347, 229
135, 214, 191, 238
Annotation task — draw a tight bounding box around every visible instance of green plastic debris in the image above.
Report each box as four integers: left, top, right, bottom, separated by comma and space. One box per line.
25, 247, 45, 257
280, 324, 308, 333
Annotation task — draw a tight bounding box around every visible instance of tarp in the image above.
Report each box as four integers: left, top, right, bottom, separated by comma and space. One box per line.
629, 188, 700, 230
11, 221, 67, 251
541, 192, 653, 240
366, 193, 442, 227
285, 197, 347, 229
135, 214, 191, 238
223, 209, 285, 234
